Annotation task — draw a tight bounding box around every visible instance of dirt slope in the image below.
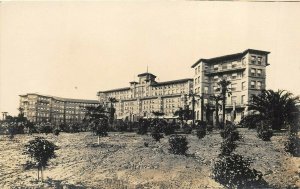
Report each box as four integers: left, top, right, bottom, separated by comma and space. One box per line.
0, 129, 299, 189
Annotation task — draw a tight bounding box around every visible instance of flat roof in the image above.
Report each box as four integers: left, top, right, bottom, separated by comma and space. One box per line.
19, 93, 99, 103
98, 87, 131, 94
152, 78, 193, 86
98, 78, 193, 94
191, 49, 270, 68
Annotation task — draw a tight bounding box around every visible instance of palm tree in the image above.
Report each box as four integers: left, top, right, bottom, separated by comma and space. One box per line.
248, 89, 299, 130
210, 95, 222, 128
205, 103, 211, 124
216, 78, 232, 126
108, 97, 118, 124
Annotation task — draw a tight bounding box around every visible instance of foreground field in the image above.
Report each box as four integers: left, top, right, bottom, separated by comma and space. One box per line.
0, 129, 299, 189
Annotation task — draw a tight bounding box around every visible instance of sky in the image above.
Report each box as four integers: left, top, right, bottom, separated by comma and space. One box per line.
1, 1, 300, 116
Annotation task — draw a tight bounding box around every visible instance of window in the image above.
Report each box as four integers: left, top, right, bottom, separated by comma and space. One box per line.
257, 81, 262, 89
195, 67, 198, 75
232, 62, 237, 68
251, 81, 256, 88
204, 86, 209, 94
198, 76, 200, 83
251, 56, 256, 64
257, 57, 262, 65
205, 76, 209, 82
242, 82, 246, 90
231, 73, 237, 79
251, 68, 256, 76
231, 83, 237, 91
257, 69, 262, 77
231, 96, 237, 104
214, 65, 218, 70
214, 76, 218, 82
195, 78, 198, 84
222, 64, 227, 70
241, 95, 245, 104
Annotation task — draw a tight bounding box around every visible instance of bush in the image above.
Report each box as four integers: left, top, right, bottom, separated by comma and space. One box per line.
53, 129, 60, 136
168, 135, 189, 155
207, 124, 213, 132
182, 123, 192, 134
257, 122, 273, 141
284, 136, 300, 156
137, 119, 148, 135
151, 132, 164, 142
220, 138, 237, 156
212, 154, 266, 189
115, 120, 128, 132
151, 124, 164, 142
220, 124, 240, 141
37, 123, 53, 134
163, 123, 175, 135
196, 128, 206, 139
239, 114, 261, 129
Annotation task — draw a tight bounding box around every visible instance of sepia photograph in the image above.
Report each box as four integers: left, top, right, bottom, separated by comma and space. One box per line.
0, 1, 300, 188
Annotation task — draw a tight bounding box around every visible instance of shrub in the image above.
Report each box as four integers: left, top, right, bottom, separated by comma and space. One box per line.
220, 138, 237, 156
53, 129, 60, 136
284, 136, 300, 156
257, 122, 273, 141
163, 123, 175, 135
207, 124, 213, 132
37, 123, 53, 134
212, 154, 266, 189
196, 128, 206, 139
115, 120, 128, 132
151, 132, 164, 142
151, 124, 164, 142
168, 135, 189, 155
239, 114, 261, 129
182, 123, 192, 134
220, 124, 240, 141
137, 119, 148, 135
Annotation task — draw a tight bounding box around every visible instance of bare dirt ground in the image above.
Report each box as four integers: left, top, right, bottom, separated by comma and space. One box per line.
0, 128, 299, 189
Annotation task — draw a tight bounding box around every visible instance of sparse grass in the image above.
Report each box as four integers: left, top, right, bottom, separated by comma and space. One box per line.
0, 129, 299, 188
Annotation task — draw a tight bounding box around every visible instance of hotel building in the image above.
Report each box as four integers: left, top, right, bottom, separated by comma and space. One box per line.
191, 49, 270, 123
19, 93, 100, 125
97, 73, 193, 121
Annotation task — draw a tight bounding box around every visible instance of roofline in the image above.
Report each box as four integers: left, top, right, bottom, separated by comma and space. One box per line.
191, 49, 270, 68
98, 87, 131, 94
97, 78, 193, 94
137, 72, 157, 78
152, 78, 193, 86
19, 93, 99, 103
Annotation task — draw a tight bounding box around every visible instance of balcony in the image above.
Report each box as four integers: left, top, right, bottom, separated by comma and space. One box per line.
204, 65, 246, 76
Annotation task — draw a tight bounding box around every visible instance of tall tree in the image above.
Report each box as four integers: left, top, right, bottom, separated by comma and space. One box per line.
210, 95, 222, 128
85, 105, 109, 144
108, 97, 118, 125
217, 78, 232, 127
205, 103, 211, 123
248, 89, 299, 130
